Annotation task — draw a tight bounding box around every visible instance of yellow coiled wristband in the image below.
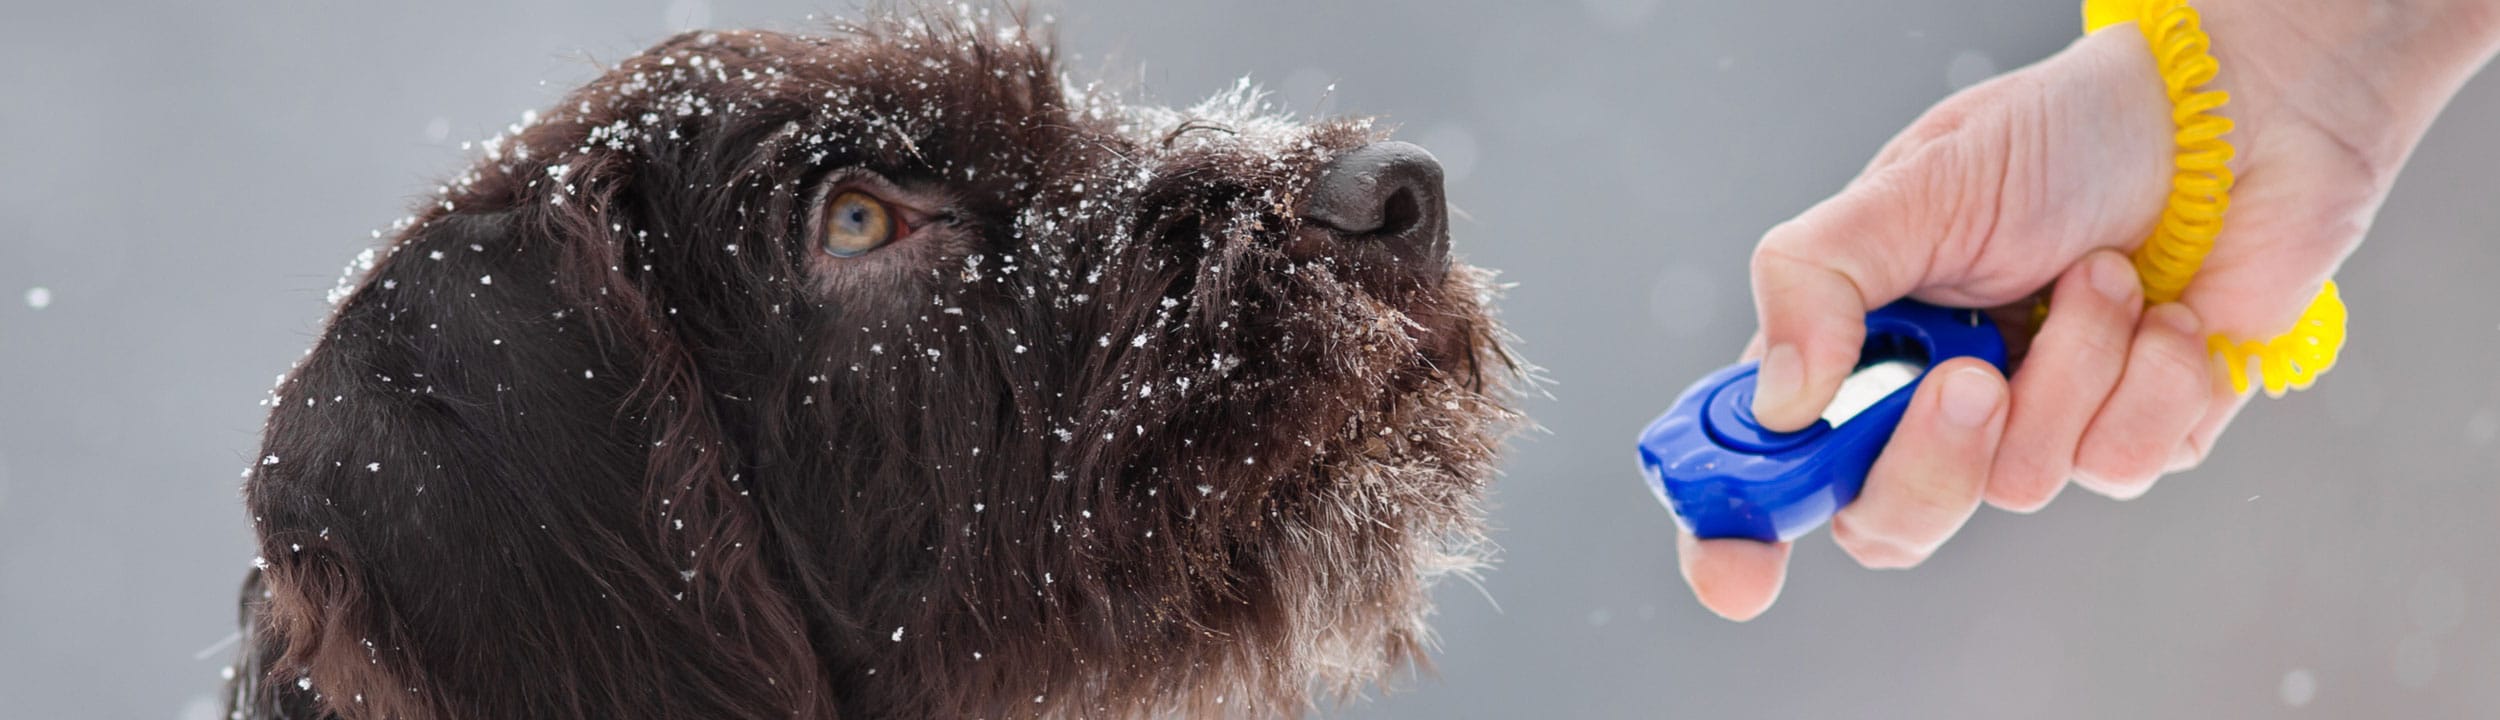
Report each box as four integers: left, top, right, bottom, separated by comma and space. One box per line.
2083, 0, 2349, 397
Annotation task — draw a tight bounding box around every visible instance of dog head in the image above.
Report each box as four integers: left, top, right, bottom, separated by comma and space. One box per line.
248, 14, 1520, 719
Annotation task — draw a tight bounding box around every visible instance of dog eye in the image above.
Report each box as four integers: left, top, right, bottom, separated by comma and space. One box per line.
821, 190, 901, 257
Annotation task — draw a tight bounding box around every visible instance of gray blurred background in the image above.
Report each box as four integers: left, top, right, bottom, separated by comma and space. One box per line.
4, 1, 2495, 718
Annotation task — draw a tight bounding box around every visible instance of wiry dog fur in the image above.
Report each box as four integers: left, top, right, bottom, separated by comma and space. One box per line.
228, 11, 1519, 719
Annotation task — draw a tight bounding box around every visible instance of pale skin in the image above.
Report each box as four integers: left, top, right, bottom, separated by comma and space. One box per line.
1685, 0, 2500, 621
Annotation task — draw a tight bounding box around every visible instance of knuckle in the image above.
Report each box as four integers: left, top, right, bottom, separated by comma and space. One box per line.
2044, 292, 2138, 352
2083, 476, 2157, 501
1752, 222, 1817, 260
2166, 439, 2207, 473
2080, 435, 2160, 492
1886, 462, 1987, 519
1748, 239, 1816, 289
1984, 464, 2063, 513
1828, 512, 1886, 556
1832, 506, 1944, 568
1838, 531, 1930, 570
1885, 104, 1978, 164
1986, 486, 2055, 514
2067, 320, 2136, 363
2073, 449, 2161, 499
2136, 333, 2211, 383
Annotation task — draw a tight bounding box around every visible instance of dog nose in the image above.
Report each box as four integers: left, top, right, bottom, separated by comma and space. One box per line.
1301, 141, 1448, 269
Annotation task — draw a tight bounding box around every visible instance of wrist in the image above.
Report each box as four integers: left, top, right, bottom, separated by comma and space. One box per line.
2199, 0, 2500, 179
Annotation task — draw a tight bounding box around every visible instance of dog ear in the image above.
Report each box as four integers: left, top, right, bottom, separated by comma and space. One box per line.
234, 205, 832, 719
223, 566, 331, 719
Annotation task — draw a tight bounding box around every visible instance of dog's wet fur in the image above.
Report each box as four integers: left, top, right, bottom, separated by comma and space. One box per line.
229, 12, 1519, 719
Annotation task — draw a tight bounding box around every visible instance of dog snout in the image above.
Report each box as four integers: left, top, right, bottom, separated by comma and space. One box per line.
1300, 141, 1448, 270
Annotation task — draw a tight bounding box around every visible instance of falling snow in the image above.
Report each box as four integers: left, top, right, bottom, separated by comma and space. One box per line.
1946, 50, 1998, 91
2279, 668, 2316, 707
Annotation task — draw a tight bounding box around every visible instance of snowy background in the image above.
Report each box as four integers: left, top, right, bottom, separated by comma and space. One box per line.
4, 1, 2498, 717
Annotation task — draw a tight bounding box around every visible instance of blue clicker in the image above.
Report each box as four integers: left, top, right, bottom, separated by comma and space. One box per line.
1638, 300, 2009, 542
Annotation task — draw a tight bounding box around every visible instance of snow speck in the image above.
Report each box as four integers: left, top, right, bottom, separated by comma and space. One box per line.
583, 369, 596, 379
1281, 67, 1340, 118
296, 677, 313, 691
367, 462, 382, 472
178, 695, 220, 720
2466, 409, 2498, 446
479, 275, 493, 286
23, 287, 51, 310
423, 117, 451, 143
262, 455, 281, 466
1946, 50, 1998, 91
891, 626, 905, 642
2278, 668, 2316, 707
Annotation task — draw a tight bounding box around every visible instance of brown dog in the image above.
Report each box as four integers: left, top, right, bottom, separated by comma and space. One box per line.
228, 14, 1519, 719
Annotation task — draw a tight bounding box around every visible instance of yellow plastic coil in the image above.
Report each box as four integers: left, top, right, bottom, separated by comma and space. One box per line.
2085, 0, 2348, 397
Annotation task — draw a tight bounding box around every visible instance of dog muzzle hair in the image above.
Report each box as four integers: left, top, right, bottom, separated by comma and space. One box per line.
228, 14, 1522, 720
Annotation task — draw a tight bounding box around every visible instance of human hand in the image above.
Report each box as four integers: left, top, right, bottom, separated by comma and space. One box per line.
1679, 0, 2500, 621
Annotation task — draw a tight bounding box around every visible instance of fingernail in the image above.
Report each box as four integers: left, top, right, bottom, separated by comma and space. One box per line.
1939, 367, 2003, 428
2088, 252, 2138, 301
1753, 344, 1802, 419
2149, 303, 2201, 336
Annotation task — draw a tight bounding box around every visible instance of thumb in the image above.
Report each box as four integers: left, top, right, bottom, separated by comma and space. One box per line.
1748, 80, 2034, 430
1746, 28, 2171, 430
